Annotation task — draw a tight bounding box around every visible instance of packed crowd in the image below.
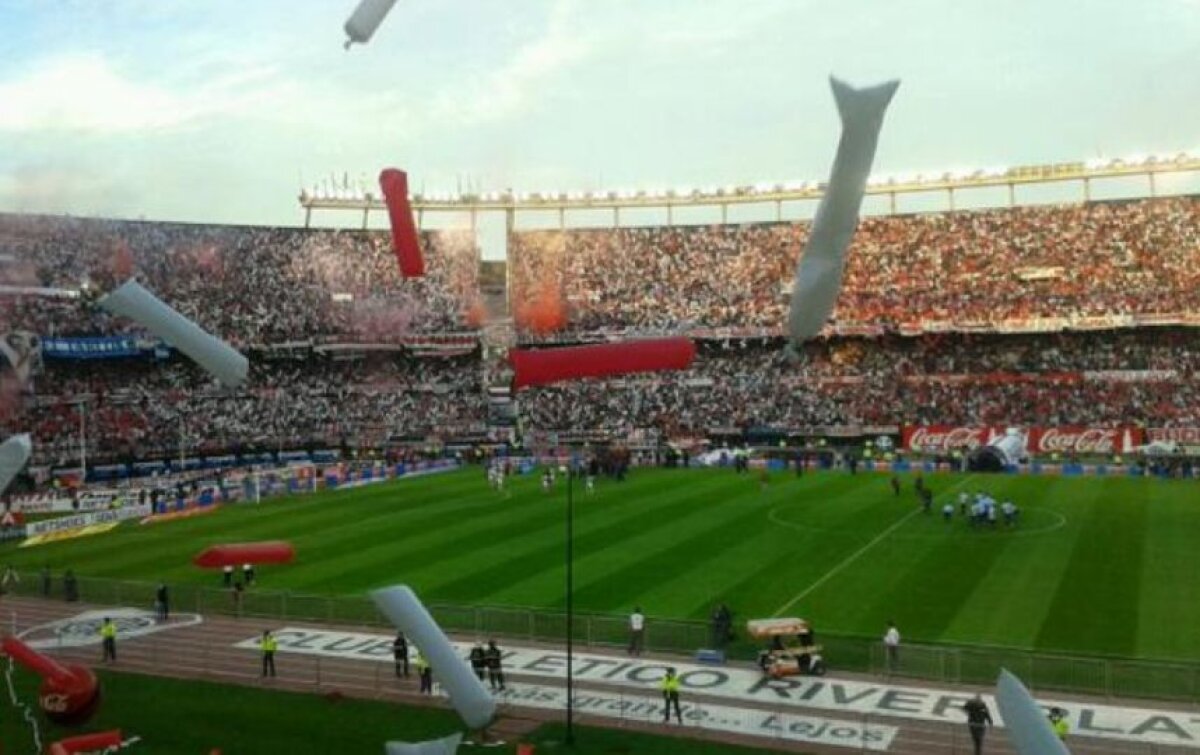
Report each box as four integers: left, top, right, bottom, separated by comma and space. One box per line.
4, 354, 485, 467
516, 329, 1200, 433
0, 215, 481, 343
509, 196, 1200, 332
3, 328, 1198, 463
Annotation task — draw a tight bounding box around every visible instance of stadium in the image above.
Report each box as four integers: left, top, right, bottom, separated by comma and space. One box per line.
3, 3, 1200, 754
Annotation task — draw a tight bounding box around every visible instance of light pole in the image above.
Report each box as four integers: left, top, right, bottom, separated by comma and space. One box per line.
77, 398, 87, 481
565, 457, 575, 746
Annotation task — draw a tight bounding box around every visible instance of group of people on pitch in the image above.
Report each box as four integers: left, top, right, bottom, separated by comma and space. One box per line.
954, 490, 1021, 527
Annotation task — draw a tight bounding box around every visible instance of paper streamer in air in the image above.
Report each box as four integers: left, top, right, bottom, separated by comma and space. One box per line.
193, 541, 296, 569
0, 433, 32, 496
995, 668, 1071, 755
509, 337, 696, 390
384, 733, 463, 755
344, 0, 398, 49
787, 76, 899, 348
379, 168, 425, 277
99, 279, 249, 389
372, 585, 495, 730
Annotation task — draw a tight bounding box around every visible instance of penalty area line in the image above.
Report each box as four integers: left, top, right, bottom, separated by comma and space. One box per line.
771, 477, 973, 617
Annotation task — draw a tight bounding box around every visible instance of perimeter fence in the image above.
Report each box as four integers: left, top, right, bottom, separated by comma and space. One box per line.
8, 571, 1200, 707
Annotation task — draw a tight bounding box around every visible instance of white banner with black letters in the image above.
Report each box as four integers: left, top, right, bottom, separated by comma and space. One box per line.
234, 626, 1200, 749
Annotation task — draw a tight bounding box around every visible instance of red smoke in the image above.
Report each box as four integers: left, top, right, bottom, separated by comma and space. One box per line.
515, 284, 567, 335
111, 240, 134, 280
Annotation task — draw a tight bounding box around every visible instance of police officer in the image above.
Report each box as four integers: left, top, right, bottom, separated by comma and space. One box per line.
99, 617, 117, 663
392, 631, 409, 678
962, 694, 992, 755
660, 667, 682, 724
484, 640, 505, 691
469, 642, 487, 681
260, 629, 277, 677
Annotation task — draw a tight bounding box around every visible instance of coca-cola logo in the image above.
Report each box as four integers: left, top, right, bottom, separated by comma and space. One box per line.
1034, 428, 1117, 454
907, 426, 987, 451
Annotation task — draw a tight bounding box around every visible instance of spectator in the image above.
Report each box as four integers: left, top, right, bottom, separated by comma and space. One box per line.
884, 621, 900, 672
628, 606, 646, 657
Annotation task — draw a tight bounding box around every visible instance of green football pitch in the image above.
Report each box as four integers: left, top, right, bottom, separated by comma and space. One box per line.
4, 467, 1198, 662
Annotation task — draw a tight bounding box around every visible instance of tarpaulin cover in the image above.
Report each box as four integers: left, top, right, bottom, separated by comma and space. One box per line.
379, 168, 425, 278
509, 337, 696, 390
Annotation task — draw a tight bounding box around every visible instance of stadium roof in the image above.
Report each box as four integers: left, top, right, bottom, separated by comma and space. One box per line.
300, 152, 1200, 216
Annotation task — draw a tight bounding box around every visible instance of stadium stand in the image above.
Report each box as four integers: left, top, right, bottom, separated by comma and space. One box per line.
3, 195, 1200, 468
510, 196, 1200, 332
0, 215, 482, 342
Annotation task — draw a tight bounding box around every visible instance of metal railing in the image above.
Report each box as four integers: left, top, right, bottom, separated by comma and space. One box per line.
9, 571, 1200, 707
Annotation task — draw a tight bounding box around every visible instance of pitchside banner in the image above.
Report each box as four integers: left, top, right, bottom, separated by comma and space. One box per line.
25, 504, 151, 537
1148, 428, 1200, 445
902, 426, 1143, 455
234, 628, 1200, 749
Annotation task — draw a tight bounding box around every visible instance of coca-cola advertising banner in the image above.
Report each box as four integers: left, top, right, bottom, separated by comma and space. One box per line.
903, 426, 1143, 455
1028, 427, 1142, 456
902, 426, 1004, 453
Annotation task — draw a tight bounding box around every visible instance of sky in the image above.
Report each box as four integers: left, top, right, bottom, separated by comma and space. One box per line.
0, 0, 1198, 258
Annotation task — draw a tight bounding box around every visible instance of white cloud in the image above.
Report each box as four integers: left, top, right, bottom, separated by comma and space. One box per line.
0, 53, 289, 133
427, 0, 593, 126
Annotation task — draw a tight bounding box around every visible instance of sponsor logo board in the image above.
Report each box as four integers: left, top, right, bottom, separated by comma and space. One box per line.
903, 426, 1143, 455
1148, 428, 1200, 445
235, 627, 1200, 749
902, 426, 1001, 453
25, 504, 150, 538
1027, 427, 1141, 455
20, 522, 118, 547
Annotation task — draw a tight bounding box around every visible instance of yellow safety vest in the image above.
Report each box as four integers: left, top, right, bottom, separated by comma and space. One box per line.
262, 637, 277, 653
1053, 718, 1069, 740
660, 675, 681, 694
415, 654, 429, 671
100, 623, 115, 639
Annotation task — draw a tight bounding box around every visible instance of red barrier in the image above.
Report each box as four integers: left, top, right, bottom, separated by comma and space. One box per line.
193, 541, 296, 568
378, 168, 424, 278
52, 729, 122, 753
509, 338, 696, 390
1, 636, 100, 725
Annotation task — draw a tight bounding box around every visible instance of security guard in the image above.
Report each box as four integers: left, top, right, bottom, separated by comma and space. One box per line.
415, 651, 433, 694
660, 667, 682, 724
1050, 708, 1070, 742
99, 617, 117, 663
392, 631, 409, 678
484, 640, 505, 691
260, 629, 277, 677
468, 642, 487, 681
962, 694, 992, 755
